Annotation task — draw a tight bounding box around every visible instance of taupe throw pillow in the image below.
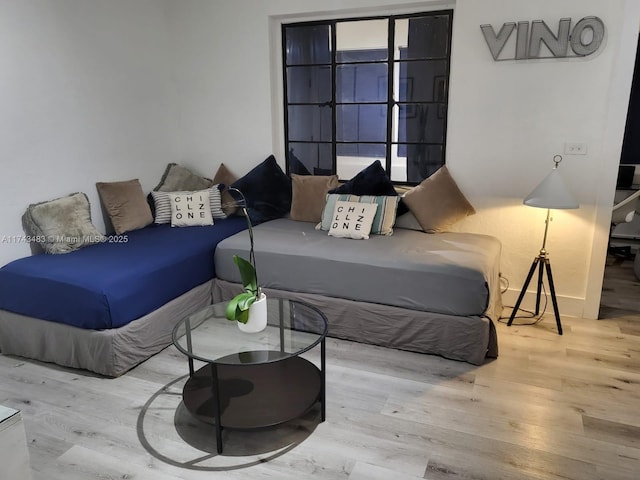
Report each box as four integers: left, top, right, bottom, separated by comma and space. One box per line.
213, 163, 239, 216
290, 174, 339, 223
96, 179, 153, 235
22, 192, 105, 254
402, 166, 475, 233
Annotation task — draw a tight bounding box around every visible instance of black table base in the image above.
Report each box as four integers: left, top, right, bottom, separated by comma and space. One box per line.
182, 353, 323, 453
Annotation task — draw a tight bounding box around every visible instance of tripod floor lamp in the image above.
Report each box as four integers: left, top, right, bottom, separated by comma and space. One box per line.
507, 155, 579, 335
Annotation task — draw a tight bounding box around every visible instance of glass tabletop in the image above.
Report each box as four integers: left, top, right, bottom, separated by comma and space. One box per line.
172, 297, 328, 365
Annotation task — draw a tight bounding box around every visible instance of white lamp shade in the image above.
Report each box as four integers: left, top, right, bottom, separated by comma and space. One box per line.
523, 168, 579, 209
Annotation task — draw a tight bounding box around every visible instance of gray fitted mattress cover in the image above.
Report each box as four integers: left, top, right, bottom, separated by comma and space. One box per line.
214, 219, 502, 321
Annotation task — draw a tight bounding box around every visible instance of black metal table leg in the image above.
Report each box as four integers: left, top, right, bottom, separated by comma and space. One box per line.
185, 318, 194, 377
320, 337, 326, 422
210, 364, 223, 454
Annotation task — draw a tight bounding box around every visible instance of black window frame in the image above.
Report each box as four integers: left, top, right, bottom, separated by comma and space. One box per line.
282, 10, 453, 185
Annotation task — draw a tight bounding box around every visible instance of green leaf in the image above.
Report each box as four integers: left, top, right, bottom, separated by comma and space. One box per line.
225, 295, 242, 320
237, 294, 257, 312
226, 253, 259, 323
233, 255, 257, 294
236, 307, 250, 324
225, 291, 257, 323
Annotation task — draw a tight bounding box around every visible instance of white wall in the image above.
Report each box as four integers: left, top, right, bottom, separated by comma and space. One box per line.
446, 0, 639, 319
0, 0, 177, 265
0, 0, 637, 320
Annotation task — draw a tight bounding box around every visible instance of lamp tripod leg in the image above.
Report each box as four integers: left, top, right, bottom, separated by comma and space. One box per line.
535, 257, 545, 315
543, 258, 563, 335
507, 257, 541, 326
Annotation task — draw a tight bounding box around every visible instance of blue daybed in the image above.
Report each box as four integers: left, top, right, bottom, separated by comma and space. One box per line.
0, 217, 247, 376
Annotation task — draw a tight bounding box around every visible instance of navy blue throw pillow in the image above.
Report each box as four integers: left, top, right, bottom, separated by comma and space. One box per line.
329, 160, 397, 196
231, 155, 292, 224
397, 198, 409, 217
289, 149, 311, 175
330, 160, 410, 216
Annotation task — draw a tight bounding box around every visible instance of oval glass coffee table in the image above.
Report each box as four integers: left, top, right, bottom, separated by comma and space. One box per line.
172, 296, 328, 454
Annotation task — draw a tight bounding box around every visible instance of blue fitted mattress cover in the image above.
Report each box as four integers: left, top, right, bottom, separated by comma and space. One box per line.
0, 217, 247, 330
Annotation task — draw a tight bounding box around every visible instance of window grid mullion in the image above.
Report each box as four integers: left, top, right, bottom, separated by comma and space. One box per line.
330, 21, 337, 175
281, 23, 291, 175
386, 17, 395, 177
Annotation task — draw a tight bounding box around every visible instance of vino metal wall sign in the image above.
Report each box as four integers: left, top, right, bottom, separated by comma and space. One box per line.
480, 17, 605, 61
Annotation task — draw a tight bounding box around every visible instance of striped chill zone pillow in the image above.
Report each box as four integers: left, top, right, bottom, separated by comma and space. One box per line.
151, 185, 227, 224
316, 193, 400, 236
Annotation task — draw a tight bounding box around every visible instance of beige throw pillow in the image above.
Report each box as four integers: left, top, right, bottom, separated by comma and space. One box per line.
151, 186, 226, 224
290, 174, 339, 223
328, 201, 378, 240
316, 193, 399, 235
96, 179, 153, 235
168, 191, 214, 227
402, 166, 475, 233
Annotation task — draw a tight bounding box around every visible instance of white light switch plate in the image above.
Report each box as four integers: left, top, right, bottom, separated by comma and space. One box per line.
564, 142, 587, 155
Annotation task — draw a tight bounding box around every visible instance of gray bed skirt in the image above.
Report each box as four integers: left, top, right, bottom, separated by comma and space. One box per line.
0, 276, 498, 376
212, 279, 498, 365
0, 280, 213, 377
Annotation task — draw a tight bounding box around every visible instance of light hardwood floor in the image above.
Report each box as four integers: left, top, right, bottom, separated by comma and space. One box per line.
1, 261, 639, 480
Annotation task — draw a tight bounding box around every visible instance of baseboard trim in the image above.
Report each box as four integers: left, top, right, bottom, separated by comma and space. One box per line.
502, 288, 585, 319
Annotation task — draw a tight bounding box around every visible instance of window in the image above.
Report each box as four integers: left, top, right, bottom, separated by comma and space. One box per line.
283, 11, 453, 184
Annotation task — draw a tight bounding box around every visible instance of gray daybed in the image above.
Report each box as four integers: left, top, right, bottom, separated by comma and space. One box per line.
213, 218, 502, 365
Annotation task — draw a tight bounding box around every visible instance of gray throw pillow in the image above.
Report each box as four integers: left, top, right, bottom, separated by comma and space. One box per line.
393, 210, 423, 231
22, 192, 105, 254
155, 163, 213, 192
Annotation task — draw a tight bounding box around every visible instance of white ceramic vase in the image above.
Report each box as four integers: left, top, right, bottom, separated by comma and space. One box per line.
237, 293, 267, 333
